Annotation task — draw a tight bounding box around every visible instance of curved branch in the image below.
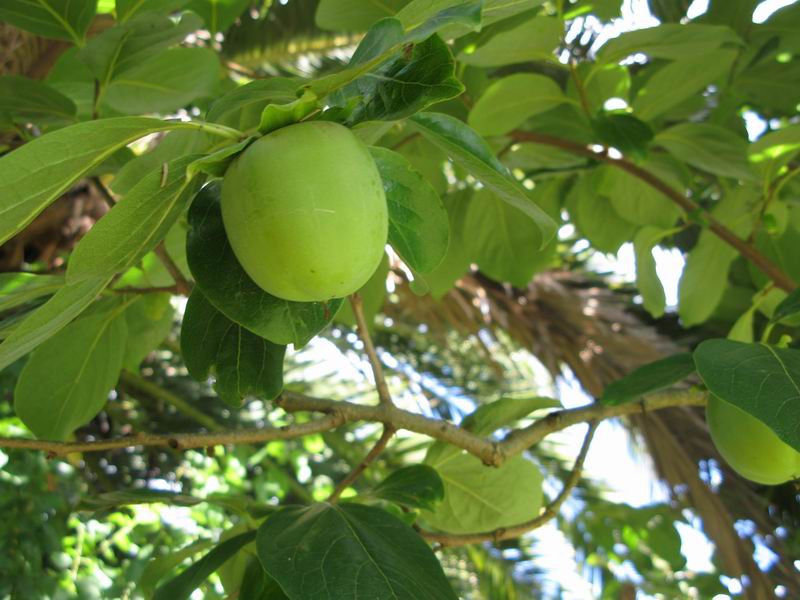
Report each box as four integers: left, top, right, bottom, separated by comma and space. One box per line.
510, 130, 798, 293
350, 293, 394, 407
419, 421, 599, 547
0, 389, 705, 460
329, 425, 395, 502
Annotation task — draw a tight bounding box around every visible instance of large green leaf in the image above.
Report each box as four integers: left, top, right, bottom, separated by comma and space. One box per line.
601, 353, 696, 406
206, 78, 299, 130
186, 0, 250, 33
0, 273, 63, 313
463, 188, 557, 287
654, 123, 755, 180
596, 23, 740, 63
372, 465, 446, 511
121, 293, 175, 371
0, 76, 76, 123
748, 124, 800, 182
153, 531, 257, 600
409, 112, 557, 245
67, 156, 203, 283
459, 15, 562, 67
678, 186, 757, 326
116, 0, 191, 21
0, 117, 199, 246
257, 503, 458, 600
104, 47, 220, 114
315, 0, 410, 31
468, 73, 569, 136
370, 147, 449, 274
397, 0, 546, 32
423, 452, 543, 534
773, 289, 800, 323
633, 50, 737, 120
694, 339, 800, 452
0, 0, 97, 44
181, 290, 286, 406
185, 183, 342, 347
0, 276, 111, 371
567, 170, 636, 254
14, 299, 129, 440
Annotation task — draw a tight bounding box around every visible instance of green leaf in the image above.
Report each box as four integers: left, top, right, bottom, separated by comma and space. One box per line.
591, 112, 653, 161
258, 92, 319, 135
315, 0, 409, 31
0, 76, 76, 123
370, 147, 449, 273
372, 465, 446, 511
772, 288, 800, 323
503, 142, 585, 171
0, 276, 111, 371
181, 290, 286, 406
206, 78, 299, 130
409, 112, 557, 245
67, 156, 203, 283
654, 123, 755, 180
186, 183, 341, 347
153, 531, 257, 600
749, 124, 800, 182
0, 117, 200, 246
14, 299, 129, 440
121, 293, 175, 371
0, 0, 97, 44
599, 156, 685, 229
567, 170, 636, 254
459, 15, 562, 67
468, 73, 568, 136
139, 540, 217, 598
596, 23, 741, 63
335, 255, 389, 328
186, 0, 250, 33
678, 186, 757, 326
0, 273, 63, 313
397, 0, 545, 32
694, 339, 800, 453
104, 48, 220, 114
187, 138, 252, 178
116, 0, 190, 21
423, 452, 543, 534
463, 188, 557, 287
601, 353, 696, 406
257, 503, 458, 600
633, 226, 667, 318
633, 50, 737, 120
80, 12, 202, 86
346, 33, 464, 124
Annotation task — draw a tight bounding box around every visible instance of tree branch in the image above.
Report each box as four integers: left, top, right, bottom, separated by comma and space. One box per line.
0, 413, 344, 457
0, 389, 705, 461
419, 421, 598, 547
329, 425, 395, 502
349, 293, 394, 407
510, 130, 798, 293
153, 243, 192, 296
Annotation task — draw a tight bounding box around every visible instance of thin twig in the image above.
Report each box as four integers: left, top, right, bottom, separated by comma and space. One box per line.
510, 130, 798, 293
92, 176, 117, 208
349, 293, 394, 407
419, 421, 599, 547
329, 425, 396, 502
153, 243, 192, 296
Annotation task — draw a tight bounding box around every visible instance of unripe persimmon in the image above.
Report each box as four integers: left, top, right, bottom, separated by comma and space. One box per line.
706, 395, 800, 485
221, 121, 388, 302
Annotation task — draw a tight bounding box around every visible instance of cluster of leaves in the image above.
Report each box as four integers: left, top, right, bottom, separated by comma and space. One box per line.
0, 0, 799, 597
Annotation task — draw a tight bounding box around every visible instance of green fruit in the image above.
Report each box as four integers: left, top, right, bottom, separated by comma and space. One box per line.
221, 121, 388, 302
706, 395, 800, 485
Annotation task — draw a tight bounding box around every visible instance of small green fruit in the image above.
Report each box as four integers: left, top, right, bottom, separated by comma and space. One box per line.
221, 121, 388, 302
706, 395, 800, 485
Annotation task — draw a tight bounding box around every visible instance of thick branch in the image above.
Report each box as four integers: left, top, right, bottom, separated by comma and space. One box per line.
329, 425, 395, 502
420, 421, 598, 547
510, 131, 798, 293
349, 293, 393, 407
